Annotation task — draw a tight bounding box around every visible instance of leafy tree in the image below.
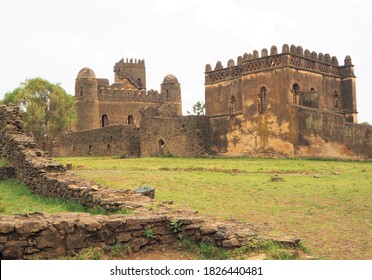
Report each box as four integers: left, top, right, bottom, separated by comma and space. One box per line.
1, 78, 77, 151
1, 87, 21, 105
187, 101, 205, 115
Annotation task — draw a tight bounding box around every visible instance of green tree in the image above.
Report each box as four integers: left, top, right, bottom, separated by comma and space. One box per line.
1, 78, 77, 150
187, 101, 205, 115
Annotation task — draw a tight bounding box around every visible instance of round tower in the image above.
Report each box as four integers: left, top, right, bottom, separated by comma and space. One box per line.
75, 67, 100, 130
161, 74, 182, 115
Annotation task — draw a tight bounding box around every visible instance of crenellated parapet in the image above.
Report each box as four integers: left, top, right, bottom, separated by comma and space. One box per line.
97, 86, 169, 103
205, 44, 354, 84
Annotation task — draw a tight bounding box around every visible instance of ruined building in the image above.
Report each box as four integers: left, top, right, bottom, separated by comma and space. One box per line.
55, 44, 372, 159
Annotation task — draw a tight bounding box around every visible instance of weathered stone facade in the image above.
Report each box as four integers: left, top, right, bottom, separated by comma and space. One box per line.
55, 124, 140, 157
55, 44, 371, 159
204, 44, 371, 159
75, 59, 182, 131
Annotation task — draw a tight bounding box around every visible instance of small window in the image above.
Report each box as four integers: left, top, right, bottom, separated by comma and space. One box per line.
159, 139, 165, 149
292, 83, 300, 104
127, 115, 134, 124
80, 87, 83, 96
88, 145, 92, 155
333, 90, 339, 109
106, 144, 111, 155
229, 96, 236, 115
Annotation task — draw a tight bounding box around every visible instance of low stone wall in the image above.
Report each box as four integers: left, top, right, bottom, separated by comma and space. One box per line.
0, 212, 298, 259
0, 105, 150, 211
54, 125, 140, 157
290, 105, 372, 159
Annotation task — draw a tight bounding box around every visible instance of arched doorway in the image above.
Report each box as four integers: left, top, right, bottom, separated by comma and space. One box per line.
101, 114, 109, 127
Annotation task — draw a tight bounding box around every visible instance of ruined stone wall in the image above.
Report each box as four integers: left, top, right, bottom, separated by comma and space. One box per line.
0, 105, 149, 211
140, 115, 211, 157
290, 105, 372, 159
55, 125, 140, 157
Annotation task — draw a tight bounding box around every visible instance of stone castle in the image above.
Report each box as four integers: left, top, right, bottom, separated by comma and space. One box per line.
55, 44, 372, 159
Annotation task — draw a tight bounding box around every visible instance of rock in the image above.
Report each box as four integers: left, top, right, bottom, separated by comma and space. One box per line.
36, 226, 63, 249
222, 237, 240, 248
116, 233, 132, 242
200, 226, 217, 235
15, 221, 48, 235
0, 222, 15, 234
2, 240, 28, 259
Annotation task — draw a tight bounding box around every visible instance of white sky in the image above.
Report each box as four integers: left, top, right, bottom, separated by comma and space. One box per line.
0, 0, 371, 123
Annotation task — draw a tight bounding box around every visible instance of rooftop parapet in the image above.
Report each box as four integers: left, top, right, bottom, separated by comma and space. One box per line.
205, 44, 354, 84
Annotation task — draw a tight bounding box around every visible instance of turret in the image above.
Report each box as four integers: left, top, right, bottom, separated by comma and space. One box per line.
161, 74, 182, 115
75, 67, 100, 130
340, 55, 357, 123
113, 58, 146, 89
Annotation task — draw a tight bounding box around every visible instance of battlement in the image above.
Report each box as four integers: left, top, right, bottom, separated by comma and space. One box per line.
205, 44, 354, 84
98, 86, 169, 103
114, 58, 146, 89
115, 58, 145, 67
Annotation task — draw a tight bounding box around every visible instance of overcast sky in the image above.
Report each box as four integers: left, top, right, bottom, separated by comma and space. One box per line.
0, 0, 371, 123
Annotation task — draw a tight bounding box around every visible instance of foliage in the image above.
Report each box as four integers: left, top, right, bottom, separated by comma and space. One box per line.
199, 241, 229, 260
187, 101, 205, 115
170, 219, 183, 233
1, 87, 21, 105
145, 228, 154, 238
1, 78, 77, 150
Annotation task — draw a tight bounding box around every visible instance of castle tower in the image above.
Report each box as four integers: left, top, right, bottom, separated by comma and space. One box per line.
113, 58, 146, 89
161, 74, 182, 115
340, 55, 357, 123
75, 67, 100, 130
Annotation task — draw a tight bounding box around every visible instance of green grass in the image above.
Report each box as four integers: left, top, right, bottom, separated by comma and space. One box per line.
56, 156, 372, 260
0, 179, 130, 215
0, 159, 9, 167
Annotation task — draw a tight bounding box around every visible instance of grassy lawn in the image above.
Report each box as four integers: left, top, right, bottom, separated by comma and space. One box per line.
56, 156, 372, 260
0, 179, 128, 215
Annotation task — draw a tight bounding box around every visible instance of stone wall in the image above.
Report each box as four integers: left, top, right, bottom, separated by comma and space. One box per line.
290, 105, 372, 159
54, 125, 140, 157
140, 113, 211, 158
0, 211, 298, 260
0, 105, 150, 211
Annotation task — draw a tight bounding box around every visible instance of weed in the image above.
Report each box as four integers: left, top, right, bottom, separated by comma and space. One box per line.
145, 228, 154, 238
109, 243, 130, 258
73, 247, 103, 260
170, 219, 183, 234
199, 241, 228, 260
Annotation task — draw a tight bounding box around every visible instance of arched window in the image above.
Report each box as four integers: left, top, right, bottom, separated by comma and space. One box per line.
88, 145, 92, 155
259, 87, 267, 113
333, 90, 339, 109
106, 144, 111, 155
229, 96, 236, 115
159, 139, 165, 149
101, 114, 109, 127
292, 83, 300, 104
127, 115, 134, 124
80, 87, 83, 96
